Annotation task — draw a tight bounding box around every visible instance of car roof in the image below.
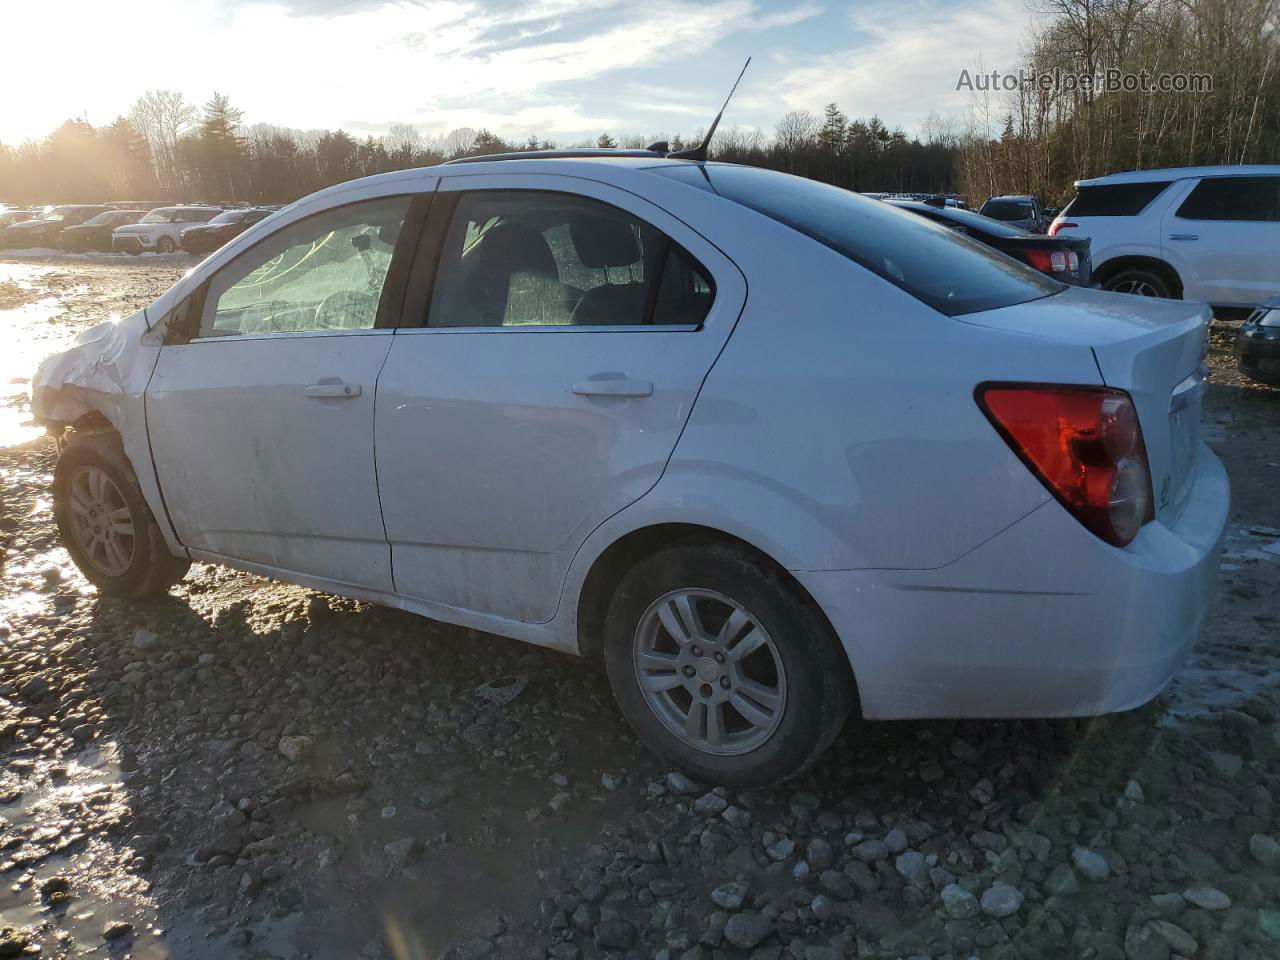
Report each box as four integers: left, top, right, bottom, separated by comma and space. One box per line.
1076, 164, 1280, 187
982, 195, 1035, 202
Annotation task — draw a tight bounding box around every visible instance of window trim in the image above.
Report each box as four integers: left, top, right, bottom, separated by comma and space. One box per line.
401, 186, 715, 333
167, 193, 429, 345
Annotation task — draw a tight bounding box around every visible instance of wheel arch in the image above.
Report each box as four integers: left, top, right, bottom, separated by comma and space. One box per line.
574, 522, 847, 676
1094, 255, 1184, 298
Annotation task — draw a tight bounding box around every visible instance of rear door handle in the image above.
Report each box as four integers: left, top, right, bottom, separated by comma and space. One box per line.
1168, 233, 1199, 241
304, 380, 362, 399
572, 378, 654, 398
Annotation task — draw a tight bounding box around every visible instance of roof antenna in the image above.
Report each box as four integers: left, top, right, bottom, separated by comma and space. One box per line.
667, 57, 751, 162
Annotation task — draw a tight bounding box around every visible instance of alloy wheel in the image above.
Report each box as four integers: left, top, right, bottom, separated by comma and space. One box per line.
632, 588, 787, 756
66, 465, 135, 577
1110, 277, 1162, 297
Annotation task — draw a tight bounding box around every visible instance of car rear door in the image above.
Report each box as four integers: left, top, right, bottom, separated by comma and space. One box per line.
146, 190, 430, 591
1163, 175, 1280, 306
375, 173, 746, 623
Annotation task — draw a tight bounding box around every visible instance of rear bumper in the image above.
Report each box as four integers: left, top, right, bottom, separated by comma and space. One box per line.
796, 444, 1229, 719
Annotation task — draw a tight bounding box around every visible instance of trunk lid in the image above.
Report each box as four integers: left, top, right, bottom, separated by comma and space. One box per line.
962, 286, 1209, 523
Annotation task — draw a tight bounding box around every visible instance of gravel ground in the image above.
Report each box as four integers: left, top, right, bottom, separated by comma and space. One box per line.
1, 253, 1278, 960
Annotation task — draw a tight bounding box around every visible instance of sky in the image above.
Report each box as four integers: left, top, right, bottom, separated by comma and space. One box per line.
1, 0, 1036, 146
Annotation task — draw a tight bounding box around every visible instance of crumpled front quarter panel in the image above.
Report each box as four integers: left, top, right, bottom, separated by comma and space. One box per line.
31, 309, 181, 554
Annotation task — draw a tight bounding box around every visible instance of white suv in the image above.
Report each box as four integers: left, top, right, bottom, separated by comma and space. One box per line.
1050, 165, 1280, 309
112, 206, 221, 254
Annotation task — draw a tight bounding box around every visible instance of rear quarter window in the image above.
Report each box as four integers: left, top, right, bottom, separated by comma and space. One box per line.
654, 164, 1060, 317
1062, 182, 1172, 217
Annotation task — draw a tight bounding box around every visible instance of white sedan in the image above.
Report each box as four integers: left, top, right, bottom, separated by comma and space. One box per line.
32, 153, 1229, 784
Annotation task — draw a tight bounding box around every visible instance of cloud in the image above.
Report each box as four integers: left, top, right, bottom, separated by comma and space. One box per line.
774, 0, 1031, 132
742, 2, 822, 29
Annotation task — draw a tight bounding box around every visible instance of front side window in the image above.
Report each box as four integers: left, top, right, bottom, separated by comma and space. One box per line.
1176, 176, 1280, 222
197, 196, 411, 338
141, 209, 173, 224
655, 164, 1058, 316
427, 191, 714, 329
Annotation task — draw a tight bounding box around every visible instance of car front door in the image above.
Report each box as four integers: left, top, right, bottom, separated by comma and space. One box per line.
375, 175, 746, 623
146, 192, 425, 591
1163, 175, 1280, 306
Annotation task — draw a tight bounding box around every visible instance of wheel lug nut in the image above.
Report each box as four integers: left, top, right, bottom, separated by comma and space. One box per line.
719, 677, 730, 689
691, 645, 702, 657
682, 665, 696, 678
700, 684, 713, 698
714, 652, 725, 664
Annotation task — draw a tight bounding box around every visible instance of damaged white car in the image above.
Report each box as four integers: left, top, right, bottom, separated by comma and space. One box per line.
33, 152, 1229, 784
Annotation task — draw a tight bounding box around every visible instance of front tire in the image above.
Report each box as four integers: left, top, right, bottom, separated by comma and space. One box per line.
157, 236, 176, 254
53, 431, 190, 598
603, 541, 854, 786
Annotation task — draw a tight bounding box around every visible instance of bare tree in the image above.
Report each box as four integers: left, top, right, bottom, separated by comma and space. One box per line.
129, 90, 197, 193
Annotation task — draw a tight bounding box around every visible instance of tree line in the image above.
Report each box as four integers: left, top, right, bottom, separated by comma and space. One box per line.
1, 0, 1276, 210
958, 0, 1280, 204
0, 89, 953, 206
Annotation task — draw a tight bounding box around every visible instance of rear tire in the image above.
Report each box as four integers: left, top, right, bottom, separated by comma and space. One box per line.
603, 541, 854, 786
1103, 267, 1174, 299
53, 431, 190, 598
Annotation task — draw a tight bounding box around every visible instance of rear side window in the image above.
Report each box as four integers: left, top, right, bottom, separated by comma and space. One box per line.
1175, 176, 1280, 222
427, 190, 714, 328
1061, 182, 1171, 217
655, 164, 1058, 316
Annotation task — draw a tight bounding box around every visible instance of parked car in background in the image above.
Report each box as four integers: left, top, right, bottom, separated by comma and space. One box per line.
108, 200, 173, 212
1, 204, 111, 249
1049, 166, 1280, 309
1236, 294, 1280, 385
112, 206, 221, 254
60, 210, 147, 251
979, 195, 1045, 232
180, 207, 275, 254
32, 154, 1228, 785
888, 199, 1091, 285
0, 209, 39, 231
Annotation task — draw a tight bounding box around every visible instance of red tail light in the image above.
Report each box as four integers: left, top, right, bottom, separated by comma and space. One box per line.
1047, 221, 1076, 237
1023, 249, 1072, 274
976, 384, 1154, 546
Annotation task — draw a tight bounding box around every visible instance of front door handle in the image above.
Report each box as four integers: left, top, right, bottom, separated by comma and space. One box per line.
572, 378, 654, 398
1168, 233, 1199, 241
304, 380, 362, 399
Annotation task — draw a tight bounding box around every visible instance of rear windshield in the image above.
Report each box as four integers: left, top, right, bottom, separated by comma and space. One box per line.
653, 164, 1060, 316
1061, 181, 1172, 217
980, 199, 1036, 220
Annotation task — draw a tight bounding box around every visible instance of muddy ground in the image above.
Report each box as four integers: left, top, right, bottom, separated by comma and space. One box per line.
1, 252, 1278, 960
